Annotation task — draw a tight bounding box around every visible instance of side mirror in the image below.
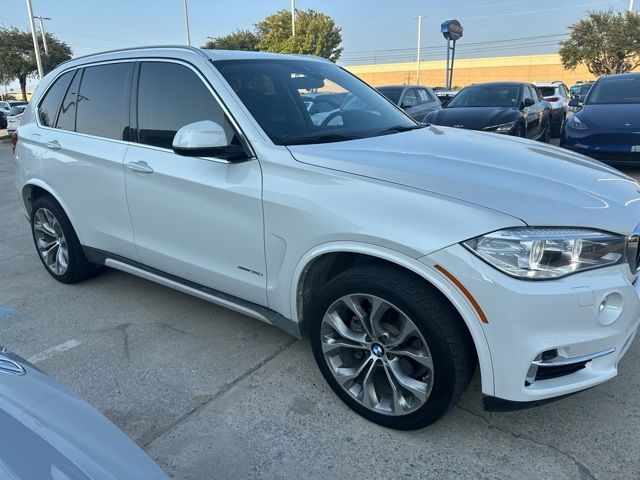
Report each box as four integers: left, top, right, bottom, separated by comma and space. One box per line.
568, 98, 580, 108
522, 98, 535, 108
172, 120, 245, 160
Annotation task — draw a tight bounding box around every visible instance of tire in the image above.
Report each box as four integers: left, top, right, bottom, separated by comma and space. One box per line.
513, 124, 525, 138
309, 263, 476, 430
0, 116, 6, 129
541, 120, 551, 143
31, 195, 99, 284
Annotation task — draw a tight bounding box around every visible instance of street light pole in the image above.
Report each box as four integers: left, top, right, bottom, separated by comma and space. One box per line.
415, 15, 425, 85
630, 0, 635, 11
291, 0, 296, 37
183, 0, 191, 45
25, 0, 43, 79
34, 16, 50, 55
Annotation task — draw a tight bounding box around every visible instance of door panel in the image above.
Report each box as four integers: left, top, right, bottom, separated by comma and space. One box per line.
124, 148, 266, 304
36, 63, 136, 259
124, 60, 267, 305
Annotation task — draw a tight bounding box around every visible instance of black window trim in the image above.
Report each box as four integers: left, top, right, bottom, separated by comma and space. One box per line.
34, 57, 255, 162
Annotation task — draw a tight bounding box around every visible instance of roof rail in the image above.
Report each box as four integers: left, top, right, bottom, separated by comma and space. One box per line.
58, 45, 207, 67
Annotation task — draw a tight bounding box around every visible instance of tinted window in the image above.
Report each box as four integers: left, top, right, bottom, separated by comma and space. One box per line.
38, 71, 74, 127
538, 87, 556, 97
76, 63, 132, 140
377, 87, 402, 104
137, 62, 235, 150
56, 70, 80, 132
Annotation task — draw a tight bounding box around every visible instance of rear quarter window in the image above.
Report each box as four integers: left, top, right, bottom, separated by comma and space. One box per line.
38, 71, 75, 127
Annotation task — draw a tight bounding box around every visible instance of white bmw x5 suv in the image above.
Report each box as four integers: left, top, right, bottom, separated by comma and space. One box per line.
13, 46, 640, 429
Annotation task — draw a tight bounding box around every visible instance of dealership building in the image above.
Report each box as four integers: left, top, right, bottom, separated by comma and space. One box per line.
344, 53, 608, 88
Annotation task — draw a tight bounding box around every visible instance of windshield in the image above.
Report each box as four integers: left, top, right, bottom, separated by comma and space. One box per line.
577, 84, 593, 95
446, 84, 521, 108
213, 59, 417, 145
377, 87, 402, 104
586, 77, 640, 105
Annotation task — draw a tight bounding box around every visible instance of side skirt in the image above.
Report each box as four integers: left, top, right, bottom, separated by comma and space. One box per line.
83, 247, 302, 339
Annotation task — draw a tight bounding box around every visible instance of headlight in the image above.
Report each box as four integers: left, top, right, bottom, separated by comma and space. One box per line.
484, 121, 516, 133
567, 115, 588, 130
463, 228, 626, 279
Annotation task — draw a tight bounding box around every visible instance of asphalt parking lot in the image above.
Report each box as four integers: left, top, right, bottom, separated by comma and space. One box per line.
2, 142, 640, 480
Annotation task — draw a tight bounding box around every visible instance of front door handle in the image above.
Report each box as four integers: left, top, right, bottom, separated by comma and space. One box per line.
45, 140, 61, 150
125, 161, 154, 174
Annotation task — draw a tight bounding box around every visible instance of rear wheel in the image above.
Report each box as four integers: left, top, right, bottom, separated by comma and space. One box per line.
309, 263, 476, 430
31, 195, 100, 284
513, 124, 525, 138
541, 120, 551, 143
552, 114, 565, 138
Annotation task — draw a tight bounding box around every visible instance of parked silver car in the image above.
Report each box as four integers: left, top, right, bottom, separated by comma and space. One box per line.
534, 81, 571, 137
0, 347, 168, 479
377, 85, 441, 121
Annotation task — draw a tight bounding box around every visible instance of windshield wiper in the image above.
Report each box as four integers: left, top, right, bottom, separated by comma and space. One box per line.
282, 133, 359, 146
372, 124, 427, 136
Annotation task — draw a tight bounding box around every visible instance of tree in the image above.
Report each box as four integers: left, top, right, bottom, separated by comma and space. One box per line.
0, 28, 72, 100
202, 29, 260, 51
256, 9, 342, 61
559, 10, 640, 76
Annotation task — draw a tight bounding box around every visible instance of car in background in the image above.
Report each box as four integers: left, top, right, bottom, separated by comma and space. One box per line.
6, 105, 26, 132
0, 100, 27, 129
0, 347, 168, 479
561, 73, 640, 165
569, 81, 595, 111
423, 82, 551, 142
376, 85, 441, 121
434, 89, 459, 107
534, 81, 570, 137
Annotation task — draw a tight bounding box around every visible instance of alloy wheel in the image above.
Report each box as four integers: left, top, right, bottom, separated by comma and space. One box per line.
320, 294, 434, 416
33, 207, 69, 276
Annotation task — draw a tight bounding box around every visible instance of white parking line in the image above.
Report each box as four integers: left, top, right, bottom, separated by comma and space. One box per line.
27, 339, 82, 364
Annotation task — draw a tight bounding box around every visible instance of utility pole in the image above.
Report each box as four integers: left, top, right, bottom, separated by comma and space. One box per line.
25, 0, 43, 79
291, 0, 296, 37
415, 16, 425, 85
183, 0, 191, 46
630, 0, 635, 11
34, 16, 50, 55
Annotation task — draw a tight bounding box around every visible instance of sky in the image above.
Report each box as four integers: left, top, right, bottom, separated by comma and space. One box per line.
0, 0, 633, 92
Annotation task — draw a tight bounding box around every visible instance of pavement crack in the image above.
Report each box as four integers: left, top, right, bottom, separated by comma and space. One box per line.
114, 323, 131, 360
456, 406, 598, 480
138, 338, 298, 449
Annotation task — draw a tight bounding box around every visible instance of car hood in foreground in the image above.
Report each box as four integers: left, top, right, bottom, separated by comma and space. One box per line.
287, 126, 640, 235
425, 106, 520, 130
578, 104, 640, 130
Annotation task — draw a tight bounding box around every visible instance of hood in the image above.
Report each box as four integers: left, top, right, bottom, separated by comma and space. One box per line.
425, 107, 520, 130
579, 104, 640, 130
287, 126, 640, 235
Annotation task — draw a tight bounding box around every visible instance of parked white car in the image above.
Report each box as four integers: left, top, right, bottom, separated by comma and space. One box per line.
13, 47, 640, 429
6, 105, 26, 132
534, 81, 571, 137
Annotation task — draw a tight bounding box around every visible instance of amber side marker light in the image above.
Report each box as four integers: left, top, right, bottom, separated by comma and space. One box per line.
434, 264, 489, 324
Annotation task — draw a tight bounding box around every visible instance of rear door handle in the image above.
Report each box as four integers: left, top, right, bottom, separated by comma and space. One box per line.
124, 161, 154, 174
45, 140, 61, 150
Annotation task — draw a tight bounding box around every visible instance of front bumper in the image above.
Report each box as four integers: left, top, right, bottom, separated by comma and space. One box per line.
425, 244, 640, 403
562, 129, 640, 165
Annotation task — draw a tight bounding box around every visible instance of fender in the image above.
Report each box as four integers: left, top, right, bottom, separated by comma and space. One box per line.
289, 241, 495, 396
21, 178, 85, 245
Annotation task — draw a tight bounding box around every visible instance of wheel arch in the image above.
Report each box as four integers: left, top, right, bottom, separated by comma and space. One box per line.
291, 242, 495, 396
21, 180, 85, 244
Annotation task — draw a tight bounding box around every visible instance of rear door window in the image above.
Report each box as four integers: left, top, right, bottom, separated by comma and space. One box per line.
38, 70, 74, 127
76, 62, 133, 140
403, 89, 418, 107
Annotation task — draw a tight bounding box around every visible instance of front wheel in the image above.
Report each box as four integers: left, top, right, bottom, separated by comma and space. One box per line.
309, 263, 476, 430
